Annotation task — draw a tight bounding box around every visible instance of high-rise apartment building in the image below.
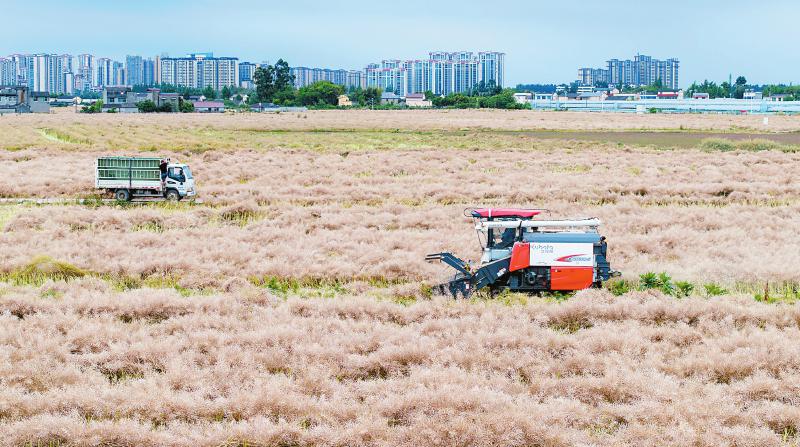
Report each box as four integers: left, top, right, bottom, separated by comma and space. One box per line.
577, 67, 610, 86
239, 62, 257, 88
112, 61, 125, 86
0, 58, 17, 85
600, 54, 679, 89
28, 54, 50, 92
142, 58, 156, 86
96, 58, 113, 87
365, 62, 407, 96
125, 55, 144, 86
290, 66, 365, 90
54, 54, 73, 94
159, 54, 239, 90
76, 54, 94, 91
365, 51, 505, 96
478, 52, 504, 88
23, 53, 75, 94
9, 54, 29, 86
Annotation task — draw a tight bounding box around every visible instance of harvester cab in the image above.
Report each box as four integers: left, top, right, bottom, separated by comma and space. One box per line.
426, 208, 619, 298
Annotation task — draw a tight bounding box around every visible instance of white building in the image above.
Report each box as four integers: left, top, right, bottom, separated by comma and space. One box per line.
239, 62, 256, 88
28, 54, 50, 92
96, 58, 113, 87
365, 62, 408, 96
76, 54, 94, 91
112, 61, 125, 86
159, 54, 239, 90
366, 51, 505, 96
9, 54, 30, 86
126, 55, 143, 86
0, 58, 17, 85
23, 54, 76, 94
290, 66, 365, 90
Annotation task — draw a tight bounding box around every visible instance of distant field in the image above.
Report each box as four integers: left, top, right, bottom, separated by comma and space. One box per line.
2, 110, 800, 446
19, 107, 800, 132
3, 110, 800, 154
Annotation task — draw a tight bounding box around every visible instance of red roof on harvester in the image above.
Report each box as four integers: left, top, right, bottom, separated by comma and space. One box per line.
471, 208, 542, 218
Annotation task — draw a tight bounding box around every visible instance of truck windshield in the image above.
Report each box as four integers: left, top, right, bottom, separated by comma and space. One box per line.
183, 166, 193, 179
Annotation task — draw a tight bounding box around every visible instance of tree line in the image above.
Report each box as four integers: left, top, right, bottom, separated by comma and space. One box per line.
686, 76, 749, 99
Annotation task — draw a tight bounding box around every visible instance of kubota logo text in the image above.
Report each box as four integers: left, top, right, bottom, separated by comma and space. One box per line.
555, 254, 592, 263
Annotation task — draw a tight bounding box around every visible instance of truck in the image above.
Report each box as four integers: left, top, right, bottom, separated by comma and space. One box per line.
95, 156, 196, 201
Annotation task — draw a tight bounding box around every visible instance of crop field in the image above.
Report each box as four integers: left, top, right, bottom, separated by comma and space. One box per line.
2, 110, 800, 446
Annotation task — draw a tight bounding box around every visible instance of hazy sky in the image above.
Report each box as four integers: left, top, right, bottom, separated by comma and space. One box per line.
3, 0, 798, 87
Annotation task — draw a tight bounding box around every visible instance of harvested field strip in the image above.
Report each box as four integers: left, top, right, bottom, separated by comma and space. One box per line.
13, 122, 800, 152
2, 288, 800, 446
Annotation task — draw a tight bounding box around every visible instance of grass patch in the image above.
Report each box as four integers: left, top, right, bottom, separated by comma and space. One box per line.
606, 278, 633, 296
550, 164, 591, 173
132, 220, 164, 233
700, 138, 737, 152
0, 204, 20, 230
38, 128, 92, 145
2, 256, 86, 286
247, 275, 409, 299
548, 317, 593, 333
101, 367, 145, 384
219, 205, 262, 226
700, 137, 796, 152
107, 273, 203, 297
737, 138, 785, 152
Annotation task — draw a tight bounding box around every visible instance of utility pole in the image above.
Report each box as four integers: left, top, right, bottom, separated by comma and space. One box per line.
728, 74, 733, 98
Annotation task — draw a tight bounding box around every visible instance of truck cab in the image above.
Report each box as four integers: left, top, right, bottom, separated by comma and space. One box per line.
163, 163, 196, 201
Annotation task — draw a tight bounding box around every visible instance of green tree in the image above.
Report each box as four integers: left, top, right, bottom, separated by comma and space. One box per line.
687, 80, 730, 99
254, 65, 274, 102
253, 59, 296, 103
430, 89, 526, 110
273, 59, 294, 91
136, 100, 157, 113
735, 76, 747, 86
362, 87, 381, 107
347, 86, 381, 107
471, 80, 502, 96
80, 100, 103, 113
273, 88, 297, 105
179, 98, 194, 113
221, 85, 231, 100
203, 85, 216, 99
157, 101, 175, 113
720, 82, 732, 98
296, 81, 344, 106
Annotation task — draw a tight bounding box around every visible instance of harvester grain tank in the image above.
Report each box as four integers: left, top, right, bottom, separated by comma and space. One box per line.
426, 208, 619, 297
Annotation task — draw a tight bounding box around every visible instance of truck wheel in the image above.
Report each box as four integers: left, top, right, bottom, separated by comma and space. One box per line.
165, 189, 180, 202
114, 189, 131, 201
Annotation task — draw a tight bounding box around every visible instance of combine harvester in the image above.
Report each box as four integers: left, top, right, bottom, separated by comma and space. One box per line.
426, 208, 619, 298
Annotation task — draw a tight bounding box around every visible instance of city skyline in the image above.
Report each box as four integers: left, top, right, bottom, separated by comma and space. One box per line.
578, 54, 680, 90
1, 51, 508, 95
3, 0, 800, 87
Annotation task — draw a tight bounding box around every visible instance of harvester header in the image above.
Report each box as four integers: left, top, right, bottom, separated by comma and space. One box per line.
427, 208, 618, 298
